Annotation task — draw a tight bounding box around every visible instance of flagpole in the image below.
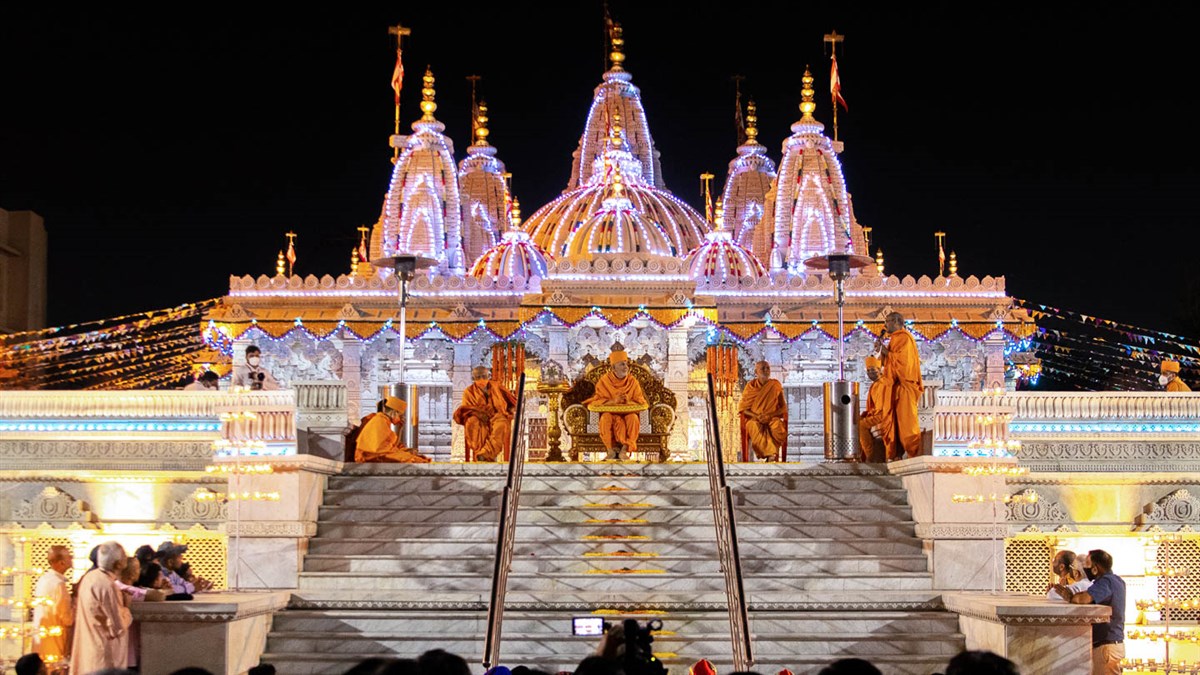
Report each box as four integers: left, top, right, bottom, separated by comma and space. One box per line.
285, 231, 297, 277
824, 30, 845, 142
388, 23, 412, 163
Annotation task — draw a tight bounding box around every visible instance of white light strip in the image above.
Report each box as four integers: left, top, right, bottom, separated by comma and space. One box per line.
698, 289, 1008, 298
552, 274, 691, 282
230, 289, 398, 297
0, 420, 222, 433
1010, 422, 1200, 434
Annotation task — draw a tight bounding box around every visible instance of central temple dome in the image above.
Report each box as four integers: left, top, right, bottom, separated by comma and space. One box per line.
523, 24, 706, 258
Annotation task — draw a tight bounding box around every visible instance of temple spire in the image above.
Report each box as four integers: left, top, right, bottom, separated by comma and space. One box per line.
420, 66, 438, 121
609, 22, 626, 72
745, 99, 759, 145
799, 67, 817, 122
473, 100, 490, 147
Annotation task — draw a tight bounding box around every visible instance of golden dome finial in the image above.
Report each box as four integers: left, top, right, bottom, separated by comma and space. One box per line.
474, 100, 490, 146
745, 99, 759, 143
608, 109, 624, 147
420, 66, 437, 120
609, 22, 626, 71
715, 197, 726, 231
510, 197, 522, 229
799, 67, 816, 120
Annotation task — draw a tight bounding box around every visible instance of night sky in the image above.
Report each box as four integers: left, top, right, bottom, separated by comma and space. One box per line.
2, 4, 1198, 336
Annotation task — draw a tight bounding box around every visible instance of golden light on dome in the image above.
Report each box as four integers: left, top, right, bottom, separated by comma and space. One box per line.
420, 66, 437, 120
609, 23, 625, 71
745, 99, 759, 143
799, 67, 817, 119
474, 100, 490, 146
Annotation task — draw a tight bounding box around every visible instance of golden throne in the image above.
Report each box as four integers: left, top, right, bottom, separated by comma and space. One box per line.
561, 361, 677, 462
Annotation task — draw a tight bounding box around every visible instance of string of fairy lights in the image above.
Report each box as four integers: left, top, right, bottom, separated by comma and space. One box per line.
0, 299, 219, 390
1016, 299, 1199, 392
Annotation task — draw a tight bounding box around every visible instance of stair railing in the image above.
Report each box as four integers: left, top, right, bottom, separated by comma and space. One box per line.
483, 372, 527, 669
705, 373, 754, 671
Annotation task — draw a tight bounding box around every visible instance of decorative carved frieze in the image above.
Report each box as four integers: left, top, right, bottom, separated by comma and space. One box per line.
1006, 489, 1070, 525
167, 492, 228, 523
1136, 489, 1200, 532
14, 486, 98, 527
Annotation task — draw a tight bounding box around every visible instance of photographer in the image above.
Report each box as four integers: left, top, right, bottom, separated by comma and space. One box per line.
232, 345, 279, 391
588, 619, 667, 675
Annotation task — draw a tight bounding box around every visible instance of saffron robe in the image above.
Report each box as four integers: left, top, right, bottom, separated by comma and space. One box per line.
886, 329, 924, 458
738, 378, 787, 459
453, 380, 518, 462
1167, 377, 1191, 392
585, 372, 648, 452
33, 569, 73, 662
355, 413, 430, 463
70, 569, 129, 675
858, 375, 895, 463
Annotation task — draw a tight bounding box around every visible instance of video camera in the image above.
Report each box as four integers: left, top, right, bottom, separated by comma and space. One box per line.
621, 618, 667, 675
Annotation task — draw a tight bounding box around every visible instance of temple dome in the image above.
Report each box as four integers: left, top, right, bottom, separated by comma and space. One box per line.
375, 67, 465, 274
458, 102, 508, 267
722, 99, 778, 263
768, 68, 868, 272
526, 105, 704, 258
469, 200, 553, 280
685, 219, 768, 287
561, 191, 677, 263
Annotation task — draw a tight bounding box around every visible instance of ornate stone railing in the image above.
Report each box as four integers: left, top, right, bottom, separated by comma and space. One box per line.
938, 390, 1200, 421
934, 390, 1200, 471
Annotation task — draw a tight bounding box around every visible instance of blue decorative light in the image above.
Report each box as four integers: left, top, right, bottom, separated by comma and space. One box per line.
0, 420, 223, 433
1010, 422, 1200, 434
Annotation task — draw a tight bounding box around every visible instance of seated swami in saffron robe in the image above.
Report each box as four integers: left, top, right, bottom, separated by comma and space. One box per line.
356, 396, 431, 463
584, 344, 647, 460
738, 360, 787, 461
880, 312, 924, 459
1162, 360, 1192, 392
858, 355, 894, 463
453, 367, 519, 462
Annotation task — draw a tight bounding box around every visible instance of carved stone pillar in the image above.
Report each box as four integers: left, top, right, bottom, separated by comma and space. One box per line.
666, 325, 691, 459
546, 326, 569, 373
336, 335, 363, 423
984, 334, 1007, 390
449, 342, 474, 462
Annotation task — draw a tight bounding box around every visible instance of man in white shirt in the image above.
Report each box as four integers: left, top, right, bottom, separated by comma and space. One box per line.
33, 545, 74, 663
231, 345, 279, 391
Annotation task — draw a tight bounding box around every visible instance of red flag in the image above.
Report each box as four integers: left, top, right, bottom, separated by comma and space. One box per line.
358, 236, 369, 263
286, 239, 297, 267
831, 54, 848, 111
391, 48, 404, 105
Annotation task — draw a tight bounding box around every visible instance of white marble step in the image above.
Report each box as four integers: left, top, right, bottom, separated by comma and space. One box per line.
316, 504, 912, 525
265, 630, 960, 658
301, 553, 929, 575
296, 571, 933, 593
270, 609, 960, 636
286, 589, 947, 611
313, 520, 918, 540
305, 536, 926, 558
320, 487, 911, 509
257, 652, 956, 675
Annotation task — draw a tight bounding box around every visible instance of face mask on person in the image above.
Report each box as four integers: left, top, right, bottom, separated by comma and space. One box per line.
1159, 374, 1171, 386
1083, 566, 1097, 581
247, 356, 261, 367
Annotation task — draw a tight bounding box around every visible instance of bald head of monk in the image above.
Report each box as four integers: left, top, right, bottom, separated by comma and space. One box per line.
885, 312, 906, 333
755, 361, 770, 384
472, 366, 490, 382
612, 361, 629, 380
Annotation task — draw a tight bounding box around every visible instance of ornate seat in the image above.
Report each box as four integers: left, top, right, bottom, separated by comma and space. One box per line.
561, 361, 676, 462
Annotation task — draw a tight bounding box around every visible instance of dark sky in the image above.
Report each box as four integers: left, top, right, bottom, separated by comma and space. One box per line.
3, 4, 1198, 335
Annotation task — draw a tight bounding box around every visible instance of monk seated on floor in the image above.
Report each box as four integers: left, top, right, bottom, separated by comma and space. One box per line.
584, 343, 648, 460
355, 396, 431, 463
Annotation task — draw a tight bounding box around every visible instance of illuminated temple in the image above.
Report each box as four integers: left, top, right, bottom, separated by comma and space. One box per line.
1, 23, 1198, 675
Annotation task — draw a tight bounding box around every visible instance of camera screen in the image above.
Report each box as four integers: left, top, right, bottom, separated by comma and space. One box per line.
572, 616, 605, 636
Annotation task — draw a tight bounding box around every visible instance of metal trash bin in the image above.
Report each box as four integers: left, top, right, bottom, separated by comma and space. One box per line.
379, 383, 420, 450
823, 380, 860, 461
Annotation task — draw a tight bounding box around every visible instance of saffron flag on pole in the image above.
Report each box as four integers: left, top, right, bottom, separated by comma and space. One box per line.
358, 235, 369, 263
391, 49, 404, 105
286, 239, 297, 268
830, 54, 848, 111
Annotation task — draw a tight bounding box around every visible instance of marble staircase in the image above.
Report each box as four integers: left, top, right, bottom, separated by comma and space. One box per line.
260, 462, 963, 675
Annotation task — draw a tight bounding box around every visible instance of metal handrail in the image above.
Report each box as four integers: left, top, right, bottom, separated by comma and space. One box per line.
705, 373, 754, 671
483, 373, 528, 669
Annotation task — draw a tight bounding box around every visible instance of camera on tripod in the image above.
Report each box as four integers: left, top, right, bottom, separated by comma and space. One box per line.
250, 371, 266, 391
